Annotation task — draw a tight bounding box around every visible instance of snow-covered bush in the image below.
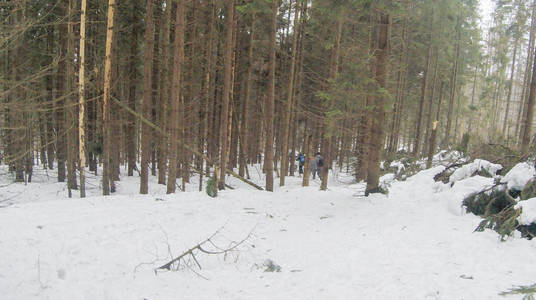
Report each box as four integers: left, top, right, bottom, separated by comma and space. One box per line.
463, 187, 513, 217
449, 159, 502, 183
521, 179, 536, 200
467, 162, 536, 240
500, 162, 536, 191
515, 198, 536, 225
389, 161, 405, 174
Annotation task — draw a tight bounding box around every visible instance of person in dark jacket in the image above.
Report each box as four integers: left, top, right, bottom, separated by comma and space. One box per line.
312, 152, 323, 180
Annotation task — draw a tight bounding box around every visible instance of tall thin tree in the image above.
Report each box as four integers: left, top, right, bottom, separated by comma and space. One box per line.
167, 0, 185, 194
365, 11, 391, 195
218, 0, 236, 190
102, 0, 116, 195
265, 0, 277, 192
140, 0, 155, 194
78, 0, 87, 198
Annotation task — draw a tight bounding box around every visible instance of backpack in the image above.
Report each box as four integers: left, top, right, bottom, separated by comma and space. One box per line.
299, 154, 305, 164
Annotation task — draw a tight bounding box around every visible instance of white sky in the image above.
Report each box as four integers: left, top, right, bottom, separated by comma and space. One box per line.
479, 0, 495, 27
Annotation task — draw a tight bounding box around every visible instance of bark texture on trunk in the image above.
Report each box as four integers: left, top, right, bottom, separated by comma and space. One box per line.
264, 0, 277, 192
140, 0, 154, 194
413, 11, 433, 157
280, 1, 300, 186
102, 0, 116, 195
167, 0, 185, 194
78, 0, 87, 198
365, 12, 391, 195
218, 0, 235, 190
521, 39, 536, 154
443, 15, 460, 149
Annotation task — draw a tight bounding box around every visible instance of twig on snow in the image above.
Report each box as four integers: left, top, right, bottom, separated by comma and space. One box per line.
154, 224, 255, 273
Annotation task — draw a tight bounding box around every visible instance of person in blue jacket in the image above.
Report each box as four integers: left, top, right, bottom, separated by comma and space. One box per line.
296, 152, 305, 175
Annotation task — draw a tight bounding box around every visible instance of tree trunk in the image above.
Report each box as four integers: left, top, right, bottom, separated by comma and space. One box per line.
320, 16, 343, 191
167, 0, 185, 194
239, 12, 255, 179
467, 65, 478, 134
157, 1, 171, 185
150, 0, 162, 178
140, 0, 154, 194
521, 38, 536, 154
45, 23, 55, 170
302, 130, 312, 187
503, 39, 518, 138
202, 2, 216, 179
102, 0, 116, 195
413, 11, 433, 157
290, 8, 306, 177
423, 48, 439, 155
518, 3, 536, 145
55, 2, 67, 183
443, 15, 460, 149
78, 0, 87, 198
427, 82, 444, 168
280, 1, 300, 186
218, 0, 235, 190
127, 1, 139, 176
355, 14, 376, 182
388, 10, 408, 153
264, 0, 277, 192
365, 12, 391, 195
66, 0, 77, 192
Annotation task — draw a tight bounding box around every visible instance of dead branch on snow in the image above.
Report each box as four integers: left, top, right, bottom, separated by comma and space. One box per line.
155, 225, 255, 274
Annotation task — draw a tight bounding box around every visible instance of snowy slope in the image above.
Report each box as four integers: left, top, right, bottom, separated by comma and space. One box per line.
1, 165, 536, 299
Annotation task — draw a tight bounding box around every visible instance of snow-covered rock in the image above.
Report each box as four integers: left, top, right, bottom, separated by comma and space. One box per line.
501, 162, 536, 190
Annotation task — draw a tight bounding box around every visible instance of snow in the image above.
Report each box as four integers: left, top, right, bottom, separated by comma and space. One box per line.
449, 159, 502, 183
433, 150, 467, 164
2, 163, 536, 299
501, 162, 536, 190
389, 161, 405, 174
515, 198, 536, 225
379, 173, 395, 186
440, 176, 496, 216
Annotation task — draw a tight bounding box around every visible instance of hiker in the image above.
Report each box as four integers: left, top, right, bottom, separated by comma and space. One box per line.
296, 152, 305, 175
312, 152, 324, 180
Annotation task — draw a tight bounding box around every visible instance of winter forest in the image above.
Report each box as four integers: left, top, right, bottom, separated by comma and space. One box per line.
4, 0, 536, 298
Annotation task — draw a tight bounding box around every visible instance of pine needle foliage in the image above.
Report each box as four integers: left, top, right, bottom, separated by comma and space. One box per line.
500, 283, 536, 299
206, 177, 218, 198
474, 206, 521, 240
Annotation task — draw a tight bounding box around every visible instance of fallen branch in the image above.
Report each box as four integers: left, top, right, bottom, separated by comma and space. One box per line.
155, 225, 255, 273
112, 97, 263, 191
469, 182, 506, 198
191, 168, 234, 190
433, 162, 464, 182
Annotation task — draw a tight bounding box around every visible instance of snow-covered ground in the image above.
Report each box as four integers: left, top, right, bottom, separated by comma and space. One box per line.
1, 163, 536, 299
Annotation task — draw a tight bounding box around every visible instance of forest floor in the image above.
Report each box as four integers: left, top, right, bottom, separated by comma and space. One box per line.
1, 161, 536, 299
